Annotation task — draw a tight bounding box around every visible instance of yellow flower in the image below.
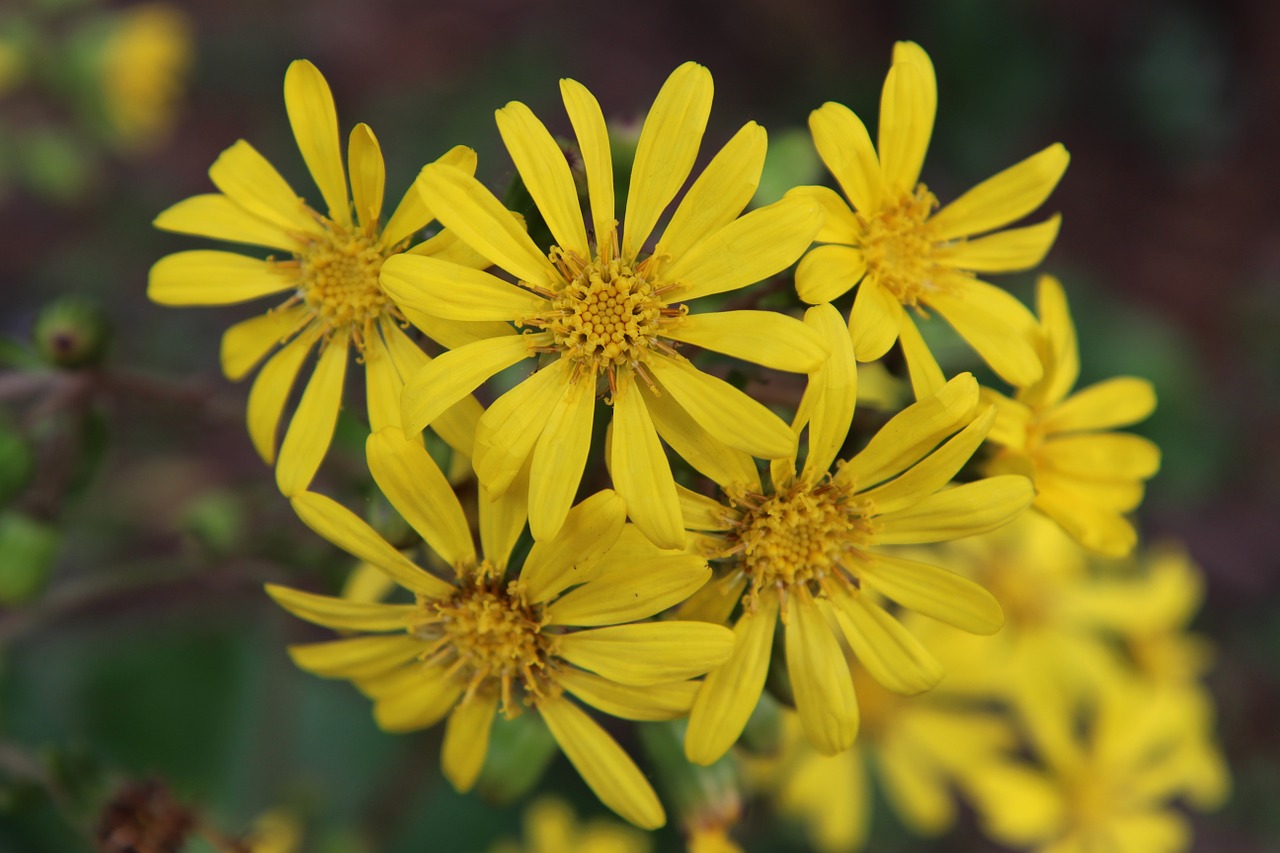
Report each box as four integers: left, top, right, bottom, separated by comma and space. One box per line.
487, 797, 651, 853
243, 809, 303, 853
679, 305, 1032, 764
982, 275, 1160, 556
267, 427, 735, 829
99, 3, 193, 152
791, 41, 1068, 397
380, 62, 826, 547
149, 60, 486, 496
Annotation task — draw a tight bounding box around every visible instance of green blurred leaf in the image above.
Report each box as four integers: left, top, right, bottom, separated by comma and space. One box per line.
752, 127, 821, 208
0, 419, 34, 507
0, 512, 58, 604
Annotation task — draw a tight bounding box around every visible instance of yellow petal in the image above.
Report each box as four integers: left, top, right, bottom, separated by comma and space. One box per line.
1025, 274, 1079, 408
640, 379, 760, 491
877, 735, 953, 834
265, 583, 415, 632
561, 78, 615, 245
648, 356, 796, 459
290, 491, 455, 599
677, 485, 735, 532
1042, 377, 1156, 433
677, 572, 747, 625
472, 357, 568, 495
658, 121, 767, 261
854, 551, 1004, 635
611, 373, 684, 549
795, 242, 866, 305
623, 61, 713, 260
557, 622, 734, 686
874, 476, 1033, 546
521, 490, 626, 604
799, 303, 858, 480
340, 560, 396, 604
287, 634, 422, 679
220, 305, 307, 381
858, 405, 995, 514
665, 309, 827, 373
684, 593, 778, 765
148, 250, 293, 305
497, 100, 589, 256
980, 386, 1032, 449
479, 464, 531, 570
850, 279, 904, 361
809, 100, 882, 213
1033, 493, 1137, 558
371, 664, 462, 732
246, 326, 319, 464
399, 304, 514, 352
785, 589, 859, 755
442, 692, 498, 792
935, 215, 1061, 273
401, 333, 531, 435
363, 328, 402, 432
539, 696, 666, 829
545, 555, 709, 626
1039, 433, 1161, 480
557, 669, 699, 721
898, 313, 946, 400
378, 319, 483, 454
347, 123, 385, 232
207, 140, 319, 235
929, 279, 1043, 387
381, 145, 477, 250
275, 335, 347, 496
284, 59, 349, 226
786, 184, 864, 245
380, 253, 542, 321
529, 373, 596, 541
930, 143, 1070, 241
366, 427, 477, 566
1036, 470, 1144, 513
829, 591, 943, 694
153, 193, 295, 251
878, 55, 935, 194
665, 195, 822, 302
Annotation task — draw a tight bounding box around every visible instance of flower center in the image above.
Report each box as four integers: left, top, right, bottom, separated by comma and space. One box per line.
297, 228, 390, 334
861, 184, 946, 305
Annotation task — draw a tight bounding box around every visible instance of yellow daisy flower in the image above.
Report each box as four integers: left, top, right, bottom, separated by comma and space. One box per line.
791, 41, 1069, 397
149, 60, 488, 496
99, 3, 193, 152
982, 275, 1160, 556
679, 304, 1032, 764
487, 797, 651, 853
268, 427, 735, 829
380, 62, 826, 548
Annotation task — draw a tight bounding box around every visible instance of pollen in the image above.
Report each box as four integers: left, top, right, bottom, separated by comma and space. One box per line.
295, 227, 391, 337
860, 184, 953, 306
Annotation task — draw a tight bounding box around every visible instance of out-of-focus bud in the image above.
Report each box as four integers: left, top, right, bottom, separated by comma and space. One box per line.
34, 296, 111, 369
181, 491, 245, 556
0, 511, 57, 604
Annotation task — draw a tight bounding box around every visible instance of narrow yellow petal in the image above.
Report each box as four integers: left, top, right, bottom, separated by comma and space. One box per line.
290, 491, 455, 599
684, 593, 778, 765
611, 373, 684, 549
1043, 377, 1156, 433
380, 253, 542, 322
878, 57, 935, 195
648, 356, 796, 459
220, 305, 307, 381
676, 572, 747, 625
874, 476, 1033, 546
284, 59, 349, 226
497, 100, 589, 256
400, 304, 515, 352
795, 243, 866, 305
1036, 471, 1144, 513
539, 696, 666, 829
854, 551, 1004, 634
980, 386, 1032, 449
665, 195, 822, 302
276, 335, 347, 496
529, 373, 596, 541
561, 78, 614, 244
367, 427, 477, 566
347, 123, 385, 232
545, 555, 710, 627
479, 465, 531, 571
830, 591, 943, 694
877, 735, 953, 834
153, 193, 295, 251
363, 329, 401, 433
401, 333, 531, 435
557, 669, 699, 721
850, 279, 904, 361
378, 319, 483, 455
809, 101, 882, 213
665, 309, 827, 373
265, 583, 415, 632
381, 145, 477, 250
148, 250, 293, 305
472, 357, 568, 495
859, 406, 995, 514
287, 634, 422, 679
898, 313, 946, 400
442, 692, 498, 792
677, 485, 735, 532
340, 560, 396, 604
371, 665, 462, 732
1025, 274, 1079, 408
623, 61, 713, 260
1039, 433, 1161, 480
207, 140, 318, 235
246, 326, 319, 464
640, 380, 760, 491
521, 490, 626, 604
556, 622, 734, 686
786, 184, 864, 245
658, 121, 767, 261
935, 215, 1061, 273
928, 279, 1043, 387
930, 143, 1070, 241
785, 589, 859, 755
800, 303, 858, 480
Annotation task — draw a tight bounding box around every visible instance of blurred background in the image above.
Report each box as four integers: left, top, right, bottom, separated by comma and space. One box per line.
0, 0, 1277, 850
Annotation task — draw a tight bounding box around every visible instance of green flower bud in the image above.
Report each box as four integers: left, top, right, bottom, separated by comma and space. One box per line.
34, 297, 111, 369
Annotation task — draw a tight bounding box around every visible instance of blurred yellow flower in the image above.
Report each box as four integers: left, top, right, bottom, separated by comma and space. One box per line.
99, 3, 193, 152
149, 60, 485, 495
487, 797, 651, 853
381, 61, 825, 547
982, 275, 1160, 556
268, 428, 735, 829
244, 809, 303, 853
791, 41, 1068, 397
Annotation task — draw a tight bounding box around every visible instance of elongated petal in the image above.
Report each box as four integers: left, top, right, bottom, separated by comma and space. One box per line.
785, 589, 859, 755
545, 556, 709, 626
623, 62, 713, 260
1026, 274, 1079, 408
291, 491, 455, 598
665, 310, 827, 373
558, 669, 699, 721
1043, 377, 1156, 433
363, 329, 402, 433
665, 195, 822, 302
981, 387, 1032, 449
659, 122, 767, 261
1039, 433, 1161, 480
930, 144, 1070, 241
154, 193, 295, 251
878, 56, 934, 194
810, 100, 882, 213
685, 593, 779, 765
539, 696, 666, 829
442, 692, 498, 792
401, 333, 531, 435
935, 215, 1061, 273
347, 123, 385, 232
874, 476, 1033, 545
787, 184, 864, 245
220, 305, 307, 381
285, 59, 349, 226
288, 634, 422, 679
498, 100, 589, 256
372, 665, 462, 732
557, 622, 733, 686
611, 373, 683, 549
472, 357, 567, 495
381, 145, 477, 250
381, 253, 542, 321
800, 303, 858, 480
1034, 492, 1139, 559
377, 319, 483, 454
677, 572, 747, 625
648, 356, 795, 459
561, 78, 614, 243
640, 380, 760, 490
208, 140, 318, 234
521, 490, 626, 604
246, 327, 318, 463
479, 465, 530, 570
367, 427, 476, 566
276, 335, 347, 495
854, 551, 1004, 634
529, 373, 596, 541
795, 243, 866, 305
265, 583, 415, 632
677, 485, 734, 532
859, 406, 995, 514
850, 278, 904, 361
148, 251, 293, 305
830, 591, 943, 694
898, 313, 946, 400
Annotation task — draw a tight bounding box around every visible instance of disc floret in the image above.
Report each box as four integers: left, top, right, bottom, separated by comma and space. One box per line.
860, 183, 953, 306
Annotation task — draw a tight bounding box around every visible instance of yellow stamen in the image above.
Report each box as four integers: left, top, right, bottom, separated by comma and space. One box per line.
860, 183, 960, 305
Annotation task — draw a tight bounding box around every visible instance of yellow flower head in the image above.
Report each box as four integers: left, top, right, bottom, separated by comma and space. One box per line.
982, 275, 1160, 556
380, 62, 826, 548
267, 428, 735, 829
791, 41, 1069, 398
149, 60, 484, 496
679, 305, 1033, 764
488, 797, 652, 853
99, 3, 193, 152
